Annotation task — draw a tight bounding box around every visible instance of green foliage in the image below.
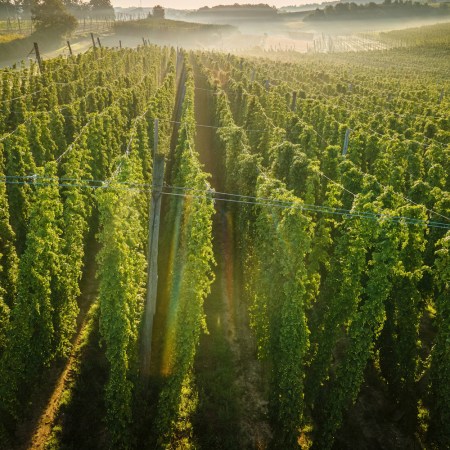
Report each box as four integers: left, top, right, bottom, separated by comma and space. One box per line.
0, 148, 18, 331
4, 125, 36, 253
250, 175, 313, 447
429, 232, 450, 448
0, 36, 448, 449
199, 45, 448, 448
96, 156, 147, 448
31, 0, 77, 36
0, 162, 64, 419
0, 45, 172, 445
156, 62, 215, 448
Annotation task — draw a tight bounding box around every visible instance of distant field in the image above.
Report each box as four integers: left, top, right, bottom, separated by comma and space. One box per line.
114, 17, 234, 34
378, 21, 450, 47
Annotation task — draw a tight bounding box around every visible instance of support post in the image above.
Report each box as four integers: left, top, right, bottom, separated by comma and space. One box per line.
140, 119, 164, 380
33, 42, 43, 73
342, 128, 351, 156
291, 91, 297, 111
67, 40, 73, 56
97, 37, 102, 48
119, 40, 122, 49
91, 32, 96, 49
142, 37, 146, 46
176, 48, 180, 78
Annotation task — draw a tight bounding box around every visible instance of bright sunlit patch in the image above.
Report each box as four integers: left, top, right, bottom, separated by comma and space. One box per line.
221, 210, 238, 342
160, 196, 193, 376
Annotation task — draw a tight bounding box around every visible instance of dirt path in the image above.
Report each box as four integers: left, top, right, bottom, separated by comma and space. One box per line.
28, 304, 97, 450
192, 59, 271, 449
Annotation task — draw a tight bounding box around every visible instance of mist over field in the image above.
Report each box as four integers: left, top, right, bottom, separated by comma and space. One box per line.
1, 0, 450, 62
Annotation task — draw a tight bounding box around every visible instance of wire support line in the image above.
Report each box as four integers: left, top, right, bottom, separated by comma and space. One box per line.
0, 88, 45, 104
188, 82, 448, 223
162, 191, 449, 229
194, 87, 221, 95
164, 119, 269, 133
240, 60, 449, 120
225, 63, 449, 148
1, 177, 449, 230
285, 106, 450, 223
109, 106, 155, 181
287, 81, 450, 149
164, 183, 448, 228
164, 183, 354, 212
291, 120, 450, 223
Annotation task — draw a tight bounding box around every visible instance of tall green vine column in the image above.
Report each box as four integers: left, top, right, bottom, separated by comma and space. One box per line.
379, 205, 427, 431
305, 209, 376, 408
0, 162, 64, 422
156, 64, 215, 449
250, 175, 313, 448
429, 232, 450, 448
314, 213, 401, 449
96, 156, 147, 449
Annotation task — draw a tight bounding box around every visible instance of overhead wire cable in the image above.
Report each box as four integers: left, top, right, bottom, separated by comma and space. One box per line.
1, 176, 448, 230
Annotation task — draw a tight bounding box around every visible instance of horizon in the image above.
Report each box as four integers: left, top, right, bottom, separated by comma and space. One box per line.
111, 1, 315, 10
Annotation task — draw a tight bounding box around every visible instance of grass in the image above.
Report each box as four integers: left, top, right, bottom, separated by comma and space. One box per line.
0, 33, 26, 44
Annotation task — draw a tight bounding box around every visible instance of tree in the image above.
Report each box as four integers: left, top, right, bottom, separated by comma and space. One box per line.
0, 0, 17, 21
153, 4, 165, 19
31, 0, 77, 36
89, 0, 114, 19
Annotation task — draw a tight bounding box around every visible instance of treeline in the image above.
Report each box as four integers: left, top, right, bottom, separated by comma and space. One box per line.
0, 0, 114, 21
113, 17, 234, 42
190, 3, 278, 20
304, 0, 450, 21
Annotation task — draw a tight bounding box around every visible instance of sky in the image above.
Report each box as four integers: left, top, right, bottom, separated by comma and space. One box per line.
112, 1, 306, 9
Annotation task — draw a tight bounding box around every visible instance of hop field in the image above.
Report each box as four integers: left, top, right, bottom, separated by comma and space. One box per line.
0, 22, 449, 450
